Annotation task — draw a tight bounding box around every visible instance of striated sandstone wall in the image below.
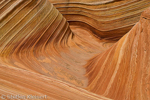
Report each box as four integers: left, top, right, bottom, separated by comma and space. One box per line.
0, 0, 150, 100
50, 0, 150, 41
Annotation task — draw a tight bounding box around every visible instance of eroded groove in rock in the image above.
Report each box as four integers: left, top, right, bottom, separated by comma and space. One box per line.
85, 7, 150, 100
50, 0, 150, 40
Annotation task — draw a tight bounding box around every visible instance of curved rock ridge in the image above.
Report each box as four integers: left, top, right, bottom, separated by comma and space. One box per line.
0, 0, 81, 87
50, 0, 150, 40
0, 0, 111, 94
0, 1, 114, 99
85, 7, 150, 100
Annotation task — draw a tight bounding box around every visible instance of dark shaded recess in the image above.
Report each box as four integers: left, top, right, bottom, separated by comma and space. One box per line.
69, 21, 133, 41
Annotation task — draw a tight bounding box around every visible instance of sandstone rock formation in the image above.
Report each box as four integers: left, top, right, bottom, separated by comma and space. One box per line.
0, 0, 150, 100
85, 8, 150, 100
50, 0, 150, 40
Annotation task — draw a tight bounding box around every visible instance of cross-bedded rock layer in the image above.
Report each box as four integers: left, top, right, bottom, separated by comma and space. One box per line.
0, 0, 150, 100
50, 0, 150, 41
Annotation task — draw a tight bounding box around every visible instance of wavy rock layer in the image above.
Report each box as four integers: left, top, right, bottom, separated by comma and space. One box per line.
0, 0, 112, 99
85, 8, 150, 100
0, 0, 113, 88
50, 0, 150, 40
1, 0, 150, 100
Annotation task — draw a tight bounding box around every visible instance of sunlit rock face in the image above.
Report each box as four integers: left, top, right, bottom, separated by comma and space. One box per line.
0, 0, 150, 100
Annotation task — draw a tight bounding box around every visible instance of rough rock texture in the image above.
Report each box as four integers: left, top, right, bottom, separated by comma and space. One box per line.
0, 0, 150, 100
